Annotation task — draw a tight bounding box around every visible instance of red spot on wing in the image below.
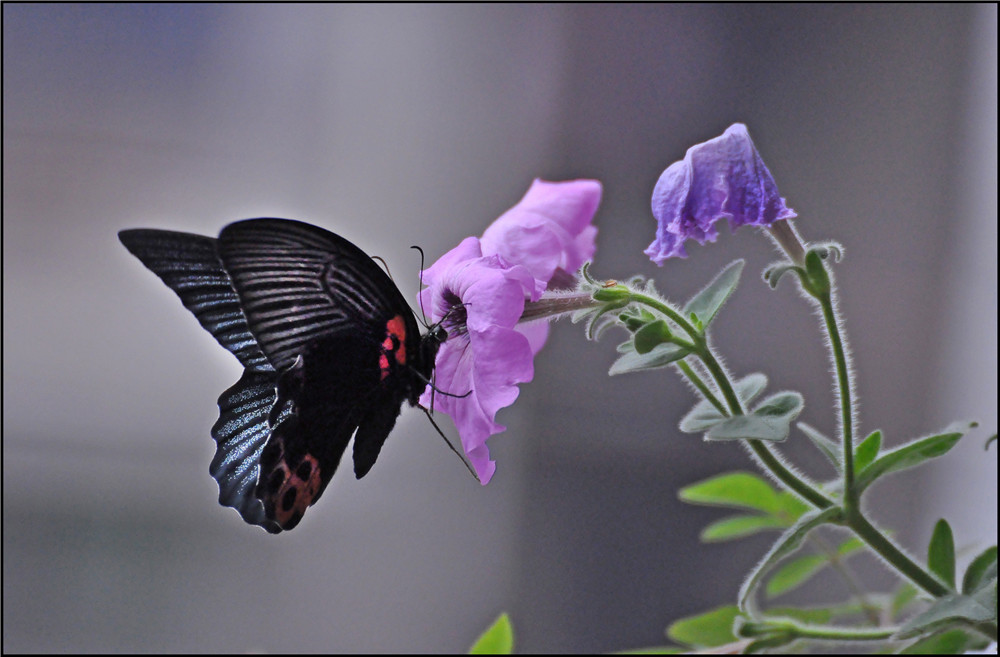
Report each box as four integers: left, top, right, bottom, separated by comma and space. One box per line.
379, 315, 408, 380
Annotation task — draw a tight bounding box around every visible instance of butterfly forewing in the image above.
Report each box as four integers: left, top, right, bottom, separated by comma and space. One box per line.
217, 219, 413, 373
118, 229, 272, 373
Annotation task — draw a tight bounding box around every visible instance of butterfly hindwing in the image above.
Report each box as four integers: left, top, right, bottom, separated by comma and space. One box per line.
210, 369, 283, 533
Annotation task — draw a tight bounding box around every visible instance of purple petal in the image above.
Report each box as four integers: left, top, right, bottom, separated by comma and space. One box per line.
481, 179, 602, 284
646, 124, 796, 265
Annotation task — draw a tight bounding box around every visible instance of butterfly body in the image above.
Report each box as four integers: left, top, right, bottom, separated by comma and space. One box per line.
119, 218, 442, 533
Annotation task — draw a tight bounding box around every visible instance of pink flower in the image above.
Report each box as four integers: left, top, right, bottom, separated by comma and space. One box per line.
420, 179, 602, 483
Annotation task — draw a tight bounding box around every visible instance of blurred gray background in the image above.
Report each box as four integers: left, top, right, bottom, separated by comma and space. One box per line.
3, 4, 996, 653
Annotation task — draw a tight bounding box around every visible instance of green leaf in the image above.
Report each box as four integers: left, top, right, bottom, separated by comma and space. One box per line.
735, 372, 769, 406
899, 628, 977, 654
764, 538, 864, 598
836, 536, 866, 556
678, 373, 768, 434
468, 613, 514, 654
682, 260, 745, 330
765, 554, 828, 598
666, 605, 741, 648
678, 399, 726, 433
928, 519, 957, 589
706, 416, 788, 442
854, 430, 882, 473
762, 262, 803, 290
701, 514, 788, 542
678, 472, 781, 515
739, 507, 843, 615
892, 582, 921, 618
797, 422, 840, 470
853, 422, 975, 494
962, 546, 997, 594
706, 392, 803, 443
774, 492, 810, 523
762, 538, 863, 599
894, 590, 997, 640
609, 342, 690, 376
634, 319, 672, 354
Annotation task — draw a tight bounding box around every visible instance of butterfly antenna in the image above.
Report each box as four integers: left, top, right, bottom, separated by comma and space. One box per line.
371, 255, 394, 282
420, 406, 480, 482
410, 245, 432, 327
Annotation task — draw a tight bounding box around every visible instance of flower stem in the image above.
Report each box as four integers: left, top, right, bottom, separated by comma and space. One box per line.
748, 618, 897, 643
676, 360, 727, 416
848, 512, 950, 598
816, 288, 857, 510
627, 291, 834, 510
804, 256, 952, 599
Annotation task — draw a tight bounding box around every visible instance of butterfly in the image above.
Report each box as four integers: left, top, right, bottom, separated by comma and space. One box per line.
119, 218, 446, 533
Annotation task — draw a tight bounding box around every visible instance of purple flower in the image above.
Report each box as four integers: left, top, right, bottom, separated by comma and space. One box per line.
645, 123, 797, 264
420, 179, 602, 483
481, 179, 601, 290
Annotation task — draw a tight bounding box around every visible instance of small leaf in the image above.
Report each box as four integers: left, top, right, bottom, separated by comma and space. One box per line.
666, 605, 741, 648
854, 430, 882, 473
701, 514, 788, 542
753, 392, 804, 419
962, 546, 997, 594
682, 260, 744, 331
899, 629, 976, 655
734, 373, 769, 406
679, 472, 781, 515
739, 507, 843, 615
765, 554, 828, 598
836, 536, 866, 556
770, 540, 857, 601
797, 422, 840, 470
706, 417, 787, 442
762, 262, 803, 289
892, 582, 921, 618
706, 390, 804, 443
894, 591, 996, 639
773, 492, 810, 523
634, 319, 672, 354
766, 538, 867, 602
928, 519, 956, 589
679, 400, 727, 434
853, 422, 975, 494
609, 342, 690, 376
679, 373, 768, 434
468, 613, 514, 654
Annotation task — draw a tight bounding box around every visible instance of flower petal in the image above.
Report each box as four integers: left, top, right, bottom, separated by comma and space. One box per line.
482, 178, 602, 284
646, 124, 796, 264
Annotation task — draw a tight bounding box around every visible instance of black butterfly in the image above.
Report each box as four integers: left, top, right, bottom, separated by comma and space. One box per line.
119, 218, 445, 533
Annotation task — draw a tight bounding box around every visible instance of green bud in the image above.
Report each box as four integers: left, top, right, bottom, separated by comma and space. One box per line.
804, 249, 831, 295
592, 284, 631, 303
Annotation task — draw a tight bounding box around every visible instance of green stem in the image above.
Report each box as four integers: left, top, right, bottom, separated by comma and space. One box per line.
816, 290, 857, 509
805, 260, 951, 599
848, 512, 950, 598
775, 621, 896, 643
676, 360, 727, 416
628, 291, 834, 510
